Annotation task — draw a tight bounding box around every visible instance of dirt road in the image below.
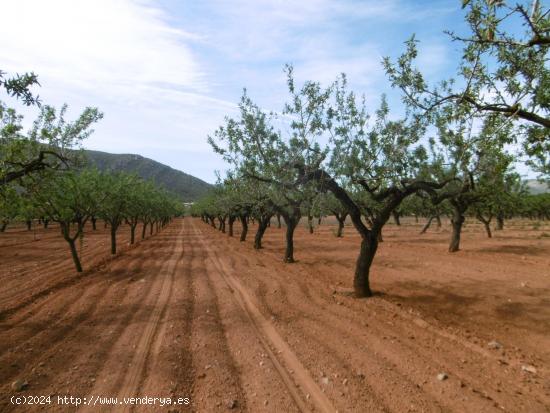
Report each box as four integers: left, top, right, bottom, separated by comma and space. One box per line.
0, 218, 548, 412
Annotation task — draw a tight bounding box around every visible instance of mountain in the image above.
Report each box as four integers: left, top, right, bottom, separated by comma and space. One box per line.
82, 149, 212, 201
525, 179, 550, 195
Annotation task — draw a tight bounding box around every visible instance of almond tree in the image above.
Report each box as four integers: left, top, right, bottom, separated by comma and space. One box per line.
428, 108, 515, 251
32, 170, 102, 272
209, 87, 326, 263
320, 193, 349, 237
210, 69, 452, 296
98, 173, 137, 254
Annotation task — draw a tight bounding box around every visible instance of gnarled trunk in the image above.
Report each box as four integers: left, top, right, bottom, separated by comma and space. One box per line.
61, 222, 83, 273
91, 216, 97, 230
336, 218, 345, 237
68, 238, 82, 273
142, 222, 147, 239
334, 212, 348, 237
228, 216, 236, 237
218, 216, 226, 233
476, 213, 493, 238
282, 214, 300, 263
239, 215, 248, 241
392, 211, 401, 226
276, 214, 281, 228
449, 204, 466, 252
354, 232, 378, 297
254, 216, 270, 249
420, 216, 434, 234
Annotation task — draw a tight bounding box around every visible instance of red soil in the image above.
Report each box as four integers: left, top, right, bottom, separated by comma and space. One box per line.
0, 217, 548, 412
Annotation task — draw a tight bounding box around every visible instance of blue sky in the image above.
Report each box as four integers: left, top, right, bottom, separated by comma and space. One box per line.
1, 0, 489, 183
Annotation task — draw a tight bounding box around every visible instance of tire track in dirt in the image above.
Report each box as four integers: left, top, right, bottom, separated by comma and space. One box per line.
201, 220, 550, 412
264, 257, 542, 411
138, 220, 196, 405
193, 221, 336, 413
188, 222, 248, 412
79, 222, 183, 413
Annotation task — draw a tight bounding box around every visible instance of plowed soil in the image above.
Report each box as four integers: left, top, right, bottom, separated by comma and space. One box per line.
0, 217, 549, 412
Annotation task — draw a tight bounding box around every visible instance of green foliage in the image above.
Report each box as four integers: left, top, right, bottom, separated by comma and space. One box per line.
0, 70, 40, 106
0, 103, 103, 188
383, 0, 550, 178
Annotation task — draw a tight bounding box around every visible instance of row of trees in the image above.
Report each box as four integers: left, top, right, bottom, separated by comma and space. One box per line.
1, 70, 183, 272
194, 0, 549, 298
2, 170, 181, 271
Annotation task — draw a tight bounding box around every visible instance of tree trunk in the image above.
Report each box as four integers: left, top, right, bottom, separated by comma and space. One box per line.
276, 214, 281, 228
142, 222, 147, 239
336, 216, 345, 237
110, 225, 118, 254
415, 215, 419, 223
420, 216, 434, 234
240, 215, 248, 241
436, 214, 442, 228
67, 238, 83, 273
254, 217, 270, 249
476, 213, 493, 238
61, 222, 83, 273
26, 220, 32, 231
282, 215, 299, 263
449, 206, 465, 252
307, 214, 314, 234
91, 217, 97, 230
483, 221, 492, 238
228, 216, 236, 237
496, 214, 504, 230
353, 233, 377, 297
150, 221, 154, 235
130, 224, 136, 244
318, 216, 322, 225
0, 222, 7, 232
392, 211, 401, 226
43, 219, 49, 229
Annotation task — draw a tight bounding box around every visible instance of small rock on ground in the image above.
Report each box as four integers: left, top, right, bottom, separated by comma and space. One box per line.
521, 365, 537, 374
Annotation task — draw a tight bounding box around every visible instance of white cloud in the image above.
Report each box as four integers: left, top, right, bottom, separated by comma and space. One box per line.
0, 0, 462, 183
0, 0, 205, 102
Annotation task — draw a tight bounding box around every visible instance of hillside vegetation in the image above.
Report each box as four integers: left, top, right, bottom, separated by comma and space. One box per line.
83, 149, 212, 201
